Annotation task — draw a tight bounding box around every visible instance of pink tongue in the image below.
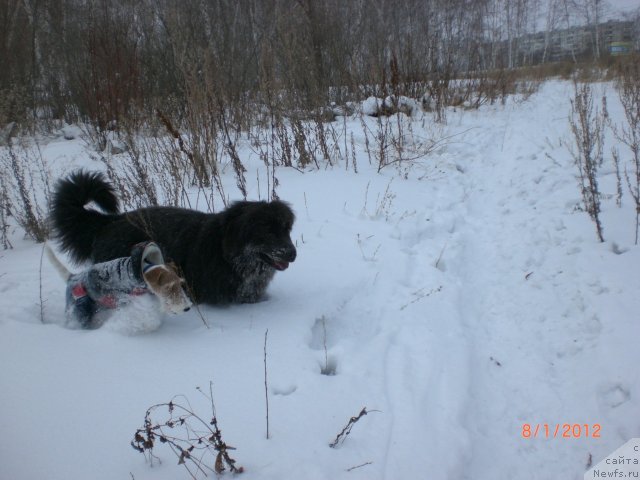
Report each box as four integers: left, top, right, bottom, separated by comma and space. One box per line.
274, 261, 289, 271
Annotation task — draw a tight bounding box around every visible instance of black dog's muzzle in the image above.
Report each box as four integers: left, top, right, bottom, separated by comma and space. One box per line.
261, 244, 296, 271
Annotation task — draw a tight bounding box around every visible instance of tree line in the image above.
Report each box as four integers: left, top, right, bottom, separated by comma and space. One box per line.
0, 0, 625, 132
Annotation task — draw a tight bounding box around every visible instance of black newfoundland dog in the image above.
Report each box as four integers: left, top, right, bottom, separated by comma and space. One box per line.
51, 171, 296, 305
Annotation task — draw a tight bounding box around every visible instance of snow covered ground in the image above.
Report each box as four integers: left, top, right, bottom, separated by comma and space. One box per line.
1, 80, 638, 480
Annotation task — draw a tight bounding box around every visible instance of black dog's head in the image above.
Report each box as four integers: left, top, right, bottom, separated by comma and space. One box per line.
222, 200, 296, 271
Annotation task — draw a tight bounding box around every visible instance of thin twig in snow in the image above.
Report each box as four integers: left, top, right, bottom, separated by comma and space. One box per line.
264, 329, 270, 439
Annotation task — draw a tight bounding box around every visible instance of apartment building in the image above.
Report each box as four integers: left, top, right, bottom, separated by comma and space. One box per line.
518, 18, 638, 63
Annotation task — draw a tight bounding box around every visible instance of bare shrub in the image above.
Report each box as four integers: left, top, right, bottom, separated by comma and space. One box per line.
0, 86, 30, 133
219, 113, 248, 199
360, 112, 459, 174
373, 115, 392, 172
291, 119, 315, 168
102, 128, 222, 214
567, 81, 605, 242
314, 118, 336, 167
612, 148, 623, 208
132, 383, 243, 478
249, 111, 342, 173
0, 143, 51, 243
0, 171, 12, 249
611, 58, 640, 244
157, 110, 224, 201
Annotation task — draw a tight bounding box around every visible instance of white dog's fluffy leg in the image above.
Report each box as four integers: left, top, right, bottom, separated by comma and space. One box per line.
103, 295, 164, 335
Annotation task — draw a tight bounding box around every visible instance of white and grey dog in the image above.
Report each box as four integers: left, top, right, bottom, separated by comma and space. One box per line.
46, 241, 192, 332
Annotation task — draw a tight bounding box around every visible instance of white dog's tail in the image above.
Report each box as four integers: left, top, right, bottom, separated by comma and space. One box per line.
44, 243, 71, 281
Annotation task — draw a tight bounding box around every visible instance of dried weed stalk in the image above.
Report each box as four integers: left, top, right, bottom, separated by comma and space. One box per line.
132, 384, 243, 478
329, 407, 372, 448
568, 81, 605, 242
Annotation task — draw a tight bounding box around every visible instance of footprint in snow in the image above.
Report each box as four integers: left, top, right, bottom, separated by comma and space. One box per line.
272, 384, 298, 396
0, 281, 18, 293
320, 356, 338, 376
586, 278, 609, 295
600, 385, 630, 409
610, 242, 628, 255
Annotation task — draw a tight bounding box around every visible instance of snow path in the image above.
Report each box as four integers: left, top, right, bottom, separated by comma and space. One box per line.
447, 83, 640, 479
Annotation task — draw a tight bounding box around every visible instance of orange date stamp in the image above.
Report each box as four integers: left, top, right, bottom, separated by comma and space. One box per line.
522, 423, 601, 439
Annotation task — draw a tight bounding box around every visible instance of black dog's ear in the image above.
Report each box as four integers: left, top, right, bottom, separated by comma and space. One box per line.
221, 202, 252, 261
269, 200, 295, 231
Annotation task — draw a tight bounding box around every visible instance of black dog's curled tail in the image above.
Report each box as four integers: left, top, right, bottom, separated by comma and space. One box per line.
50, 170, 119, 263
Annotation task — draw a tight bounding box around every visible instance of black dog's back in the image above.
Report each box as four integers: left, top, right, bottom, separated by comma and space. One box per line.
51, 171, 296, 304
92, 206, 214, 266
51, 171, 209, 263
